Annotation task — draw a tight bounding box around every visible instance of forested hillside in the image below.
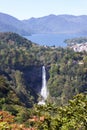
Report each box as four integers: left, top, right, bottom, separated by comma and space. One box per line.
0, 32, 87, 129
65, 37, 87, 45
0, 32, 87, 106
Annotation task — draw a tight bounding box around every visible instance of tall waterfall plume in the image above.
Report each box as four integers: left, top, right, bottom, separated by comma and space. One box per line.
38, 66, 48, 105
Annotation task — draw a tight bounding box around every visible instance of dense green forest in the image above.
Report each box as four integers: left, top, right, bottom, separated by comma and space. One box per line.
0, 32, 87, 129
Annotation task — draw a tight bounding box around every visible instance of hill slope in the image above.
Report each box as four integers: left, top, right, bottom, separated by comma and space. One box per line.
0, 12, 31, 35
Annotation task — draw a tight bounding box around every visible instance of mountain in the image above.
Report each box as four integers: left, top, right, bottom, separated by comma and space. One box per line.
0, 12, 31, 35
1, 13, 87, 35
22, 14, 87, 34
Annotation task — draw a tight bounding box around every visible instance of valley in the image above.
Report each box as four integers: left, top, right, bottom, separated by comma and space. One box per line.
0, 32, 87, 130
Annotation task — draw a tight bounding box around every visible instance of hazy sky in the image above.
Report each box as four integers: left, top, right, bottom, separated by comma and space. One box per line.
0, 0, 87, 20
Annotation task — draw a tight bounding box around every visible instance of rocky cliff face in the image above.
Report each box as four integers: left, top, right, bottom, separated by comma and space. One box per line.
23, 65, 49, 93
23, 66, 42, 93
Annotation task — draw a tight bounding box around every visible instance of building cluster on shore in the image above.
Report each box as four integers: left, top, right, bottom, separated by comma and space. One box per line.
69, 43, 87, 52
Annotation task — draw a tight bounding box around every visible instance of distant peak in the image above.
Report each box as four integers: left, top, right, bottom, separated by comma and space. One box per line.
48, 14, 56, 17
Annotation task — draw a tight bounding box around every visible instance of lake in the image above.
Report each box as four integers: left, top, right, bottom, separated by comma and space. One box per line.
25, 33, 87, 47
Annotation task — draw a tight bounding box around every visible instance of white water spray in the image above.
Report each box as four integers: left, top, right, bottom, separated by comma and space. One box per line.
38, 66, 48, 105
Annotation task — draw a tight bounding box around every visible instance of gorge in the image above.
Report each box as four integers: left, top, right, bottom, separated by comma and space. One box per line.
0, 32, 87, 108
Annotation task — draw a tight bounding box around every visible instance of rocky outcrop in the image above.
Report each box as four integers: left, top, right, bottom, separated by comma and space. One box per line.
23, 65, 49, 93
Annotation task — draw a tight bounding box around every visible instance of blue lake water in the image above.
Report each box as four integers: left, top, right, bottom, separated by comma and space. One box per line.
25, 33, 87, 47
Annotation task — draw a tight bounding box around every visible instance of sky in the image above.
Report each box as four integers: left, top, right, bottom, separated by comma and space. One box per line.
0, 0, 87, 20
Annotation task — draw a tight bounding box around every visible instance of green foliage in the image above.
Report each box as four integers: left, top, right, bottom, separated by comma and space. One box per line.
30, 93, 87, 130
0, 75, 32, 123
48, 50, 87, 104
0, 72, 86, 129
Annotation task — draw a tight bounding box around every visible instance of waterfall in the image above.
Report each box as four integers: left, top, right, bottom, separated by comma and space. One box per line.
38, 66, 48, 105
41, 66, 48, 100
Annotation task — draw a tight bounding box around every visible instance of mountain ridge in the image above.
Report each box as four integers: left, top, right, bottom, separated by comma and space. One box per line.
22, 14, 87, 34
1, 12, 87, 35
